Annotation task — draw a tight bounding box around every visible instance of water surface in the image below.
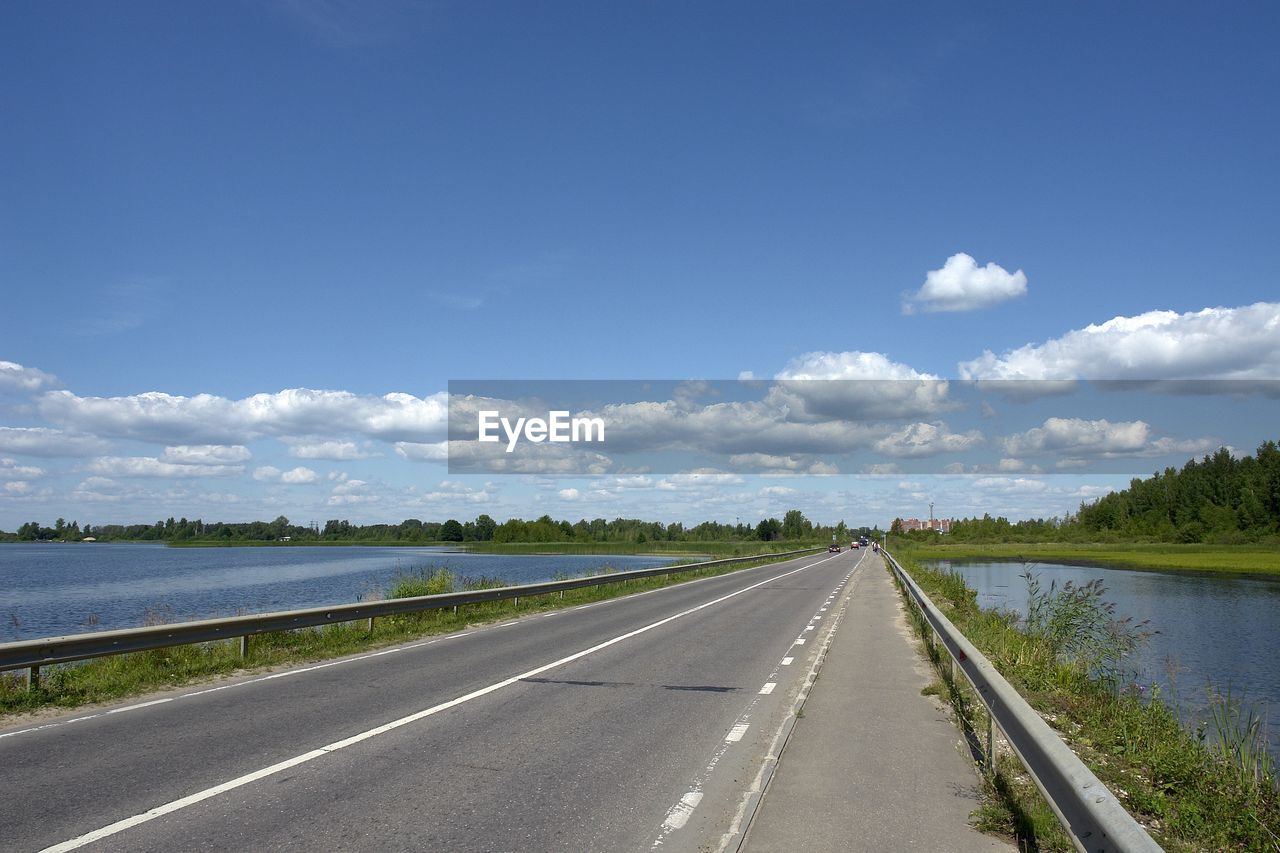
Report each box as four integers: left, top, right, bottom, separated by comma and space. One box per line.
0, 543, 676, 640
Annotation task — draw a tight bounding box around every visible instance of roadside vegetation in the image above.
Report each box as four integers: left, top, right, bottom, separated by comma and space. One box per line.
0, 550, 813, 722
899, 541, 1280, 576
891, 547, 1279, 851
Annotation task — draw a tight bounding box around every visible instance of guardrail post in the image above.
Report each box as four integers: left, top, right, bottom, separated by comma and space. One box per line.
366, 617, 374, 632
514, 596, 519, 608
987, 712, 996, 775
239, 635, 249, 658
26, 665, 39, 691
950, 655, 958, 684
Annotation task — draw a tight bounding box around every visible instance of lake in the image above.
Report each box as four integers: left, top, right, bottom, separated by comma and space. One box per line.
0, 543, 677, 641
923, 559, 1280, 754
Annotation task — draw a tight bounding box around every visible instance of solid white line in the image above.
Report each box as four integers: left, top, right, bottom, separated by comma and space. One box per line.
725, 724, 749, 743
758, 683, 776, 695
780, 657, 793, 666
106, 698, 173, 715
41, 553, 838, 852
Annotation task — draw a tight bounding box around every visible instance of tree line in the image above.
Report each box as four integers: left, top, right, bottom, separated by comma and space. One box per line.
911, 440, 1280, 544
1, 509, 878, 545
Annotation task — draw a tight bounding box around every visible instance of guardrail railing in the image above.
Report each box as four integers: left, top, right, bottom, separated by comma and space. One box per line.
1, 547, 824, 689
881, 548, 1162, 853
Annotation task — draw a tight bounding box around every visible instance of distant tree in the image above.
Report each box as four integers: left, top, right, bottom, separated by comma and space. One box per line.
756, 518, 781, 541
474, 514, 497, 541
440, 519, 464, 541
781, 509, 811, 540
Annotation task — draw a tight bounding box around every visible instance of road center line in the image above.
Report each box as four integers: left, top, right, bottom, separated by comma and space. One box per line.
41, 552, 839, 853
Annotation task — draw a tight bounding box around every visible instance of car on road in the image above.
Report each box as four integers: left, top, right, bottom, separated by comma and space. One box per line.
850, 542, 859, 550
828, 543, 841, 553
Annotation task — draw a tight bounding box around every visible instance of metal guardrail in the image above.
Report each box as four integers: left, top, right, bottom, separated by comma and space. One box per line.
0, 547, 824, 687
881, 548, 1162, 853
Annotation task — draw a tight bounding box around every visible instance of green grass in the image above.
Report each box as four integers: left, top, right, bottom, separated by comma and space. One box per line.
900, 540, 1280, 576
0, 551, 813, 722
890, 551, 1279, 851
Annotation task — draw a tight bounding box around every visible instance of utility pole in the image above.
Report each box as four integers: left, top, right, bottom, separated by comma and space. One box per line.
929, 501, 935, 531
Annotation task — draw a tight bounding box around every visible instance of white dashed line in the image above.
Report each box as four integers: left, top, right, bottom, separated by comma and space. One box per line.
725, 724, 750, 743
794, 638, 806, 645
660, 791, 704, 832
758, 683, 776, 695
781, 657, 794, 665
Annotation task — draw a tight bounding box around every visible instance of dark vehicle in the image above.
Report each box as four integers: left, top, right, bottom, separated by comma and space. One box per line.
858, 536, 869, 546
828, 543, 841, 553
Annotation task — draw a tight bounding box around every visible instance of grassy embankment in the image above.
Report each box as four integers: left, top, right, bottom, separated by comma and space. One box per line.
897, 540, 1280, 577
0, 549, 815, 721
890, 545, 1278, 851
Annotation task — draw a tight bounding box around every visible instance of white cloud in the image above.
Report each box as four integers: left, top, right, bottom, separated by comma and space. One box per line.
775, 351, 938, 381
281, 466, 319, 484
1, 457, 44, 478
862, 463, 903, 475
288, 440, 373, 460
557, 488, 580, 500
903, 253, 1027, 314
4, 481, 32, 495
958, 302, 1280, 379
254, 465, 319, 484
0, 360, 58, 392
973, 477, 1049, 494
89, 456, 244, 478
873, 422, 984, 458
0, 427, 108, 457
770, 352, 952, 421
760, 486, 797, 496
657, 469, 745, 491
161, 445, 252, 465
1002, 418, 1149, 456
394, 441, 449, 462
37, 388, 449, 445
1003, 418, 1220, 460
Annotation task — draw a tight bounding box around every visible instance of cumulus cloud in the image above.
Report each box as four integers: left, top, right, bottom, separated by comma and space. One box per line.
657, 469, 745, 491
36, 388, 448, 445
281, 466, 319, 484
4, 481, 33, 495
557, 488, 580, 500
1002, 417, 1219, 459
769, 351, 952, 421
873, 422, 984, 458
288, 440, 373, 460
0, 361, 58, 392
253, 465, 318, 484
161, 445, 251, 465
394, 441, 449, 462
903, 253, 1027, 314
958, 302, 1280, 379
1, 457, 44, 478
0, 427, 108, 457
973, 477, 1049, 494
89, 456, 244, 478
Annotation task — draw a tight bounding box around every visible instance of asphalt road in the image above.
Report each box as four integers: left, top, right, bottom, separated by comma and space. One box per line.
1, 548, 867, 852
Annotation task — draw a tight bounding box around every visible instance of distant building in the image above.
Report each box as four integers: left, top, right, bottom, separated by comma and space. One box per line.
895, 517, 953, 534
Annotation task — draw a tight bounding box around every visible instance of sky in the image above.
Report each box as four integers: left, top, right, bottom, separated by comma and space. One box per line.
2, 1, 1279, 530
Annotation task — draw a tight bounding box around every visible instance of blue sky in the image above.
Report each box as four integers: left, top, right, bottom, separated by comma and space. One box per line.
2, 2, 1279, 530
